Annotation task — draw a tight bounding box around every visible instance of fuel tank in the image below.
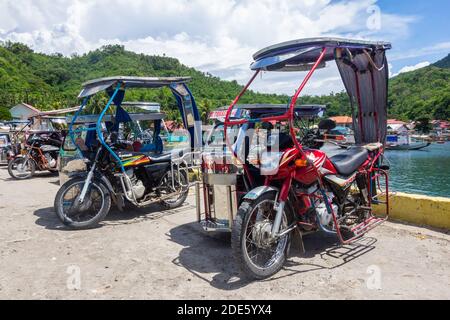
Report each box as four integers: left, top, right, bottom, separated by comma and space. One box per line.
294, 149, 337, 186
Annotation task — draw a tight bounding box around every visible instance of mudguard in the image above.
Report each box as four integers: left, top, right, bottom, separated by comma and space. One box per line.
243, 186, 297, 222
243, 186, 279, 201
67, 171, 125, 211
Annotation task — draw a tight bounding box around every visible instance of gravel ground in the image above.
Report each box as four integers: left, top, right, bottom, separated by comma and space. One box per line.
0, 166, 449, 300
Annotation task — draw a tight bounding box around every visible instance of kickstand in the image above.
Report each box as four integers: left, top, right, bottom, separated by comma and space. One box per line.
296, 227, 306, 254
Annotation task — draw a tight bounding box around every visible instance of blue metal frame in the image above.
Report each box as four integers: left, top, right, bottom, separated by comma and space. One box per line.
170, 83, 202, 149
69, 97, 90, 156
96, 84, 124, 171
67, 78, 201, 174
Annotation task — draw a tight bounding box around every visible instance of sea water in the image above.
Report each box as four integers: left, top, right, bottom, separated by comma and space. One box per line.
322, 143, 450, 198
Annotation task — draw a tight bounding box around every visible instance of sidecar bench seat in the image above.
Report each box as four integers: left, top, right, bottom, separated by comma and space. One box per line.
361, 142, 383, 152
330, 147, 369, 176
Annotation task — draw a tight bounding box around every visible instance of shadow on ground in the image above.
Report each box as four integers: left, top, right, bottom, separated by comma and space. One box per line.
33, 202, 196, 231
0, 168, 57, 182
168, 222, 377, 290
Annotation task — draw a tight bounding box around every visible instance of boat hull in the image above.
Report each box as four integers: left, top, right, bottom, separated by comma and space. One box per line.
386, 142, 431, 150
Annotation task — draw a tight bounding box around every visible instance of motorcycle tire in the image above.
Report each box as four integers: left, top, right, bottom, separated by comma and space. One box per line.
8, 157, 35, 180
160, 171, 189, 209
54, 177, 111, 230
231, 191, 293, 280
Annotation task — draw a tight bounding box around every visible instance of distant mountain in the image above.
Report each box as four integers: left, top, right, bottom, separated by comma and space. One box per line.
389, 54, 450, 120
433, 53, 450, 69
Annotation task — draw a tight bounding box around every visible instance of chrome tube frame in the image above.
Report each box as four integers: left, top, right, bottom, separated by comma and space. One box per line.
271, 201, 286, 237
116, 151, 201, 208
79, 162, 96, 204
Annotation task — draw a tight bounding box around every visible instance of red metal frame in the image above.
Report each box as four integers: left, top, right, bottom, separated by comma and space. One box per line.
221, 45, 389, 244
24, 143, 52, 171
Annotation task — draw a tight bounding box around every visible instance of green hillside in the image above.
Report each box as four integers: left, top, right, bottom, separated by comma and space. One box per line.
434, 54, 450, 69
0, 41, 449, 121
389, 65, 450, 120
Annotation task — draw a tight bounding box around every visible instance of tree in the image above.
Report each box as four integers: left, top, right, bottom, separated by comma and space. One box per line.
415, 116, 432, 134
199, 99, 213, 123
0, 106, 12, 120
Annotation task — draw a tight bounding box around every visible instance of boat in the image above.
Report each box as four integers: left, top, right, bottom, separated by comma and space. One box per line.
386, 133, 431, 150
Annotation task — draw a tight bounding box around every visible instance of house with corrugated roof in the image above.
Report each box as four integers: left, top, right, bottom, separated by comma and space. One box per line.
329, 116, 353, 128
9, 103, 41, 120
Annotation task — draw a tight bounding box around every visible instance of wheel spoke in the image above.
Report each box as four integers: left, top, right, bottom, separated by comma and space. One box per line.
242, 199, 289, 271
61, 182, 105, 223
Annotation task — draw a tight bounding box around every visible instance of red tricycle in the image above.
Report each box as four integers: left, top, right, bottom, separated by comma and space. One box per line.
198, 37, 392, 279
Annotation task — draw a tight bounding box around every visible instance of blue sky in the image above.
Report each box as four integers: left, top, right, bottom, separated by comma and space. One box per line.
377, 0, 450, 67
0, 0, 448, 95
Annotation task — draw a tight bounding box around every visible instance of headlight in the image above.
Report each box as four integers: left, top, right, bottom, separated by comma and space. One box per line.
260, 152, 283, 176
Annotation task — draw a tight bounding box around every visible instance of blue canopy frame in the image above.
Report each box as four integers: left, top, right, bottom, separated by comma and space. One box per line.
69, 76, 201, 173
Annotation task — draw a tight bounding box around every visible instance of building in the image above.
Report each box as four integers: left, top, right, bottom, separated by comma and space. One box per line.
431, 120, 450, 137
9, 103, 41, 120
387, 119, 409, 134
330, 116, 353, 128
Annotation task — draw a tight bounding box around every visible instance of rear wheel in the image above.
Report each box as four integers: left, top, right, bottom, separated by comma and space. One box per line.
231, 191, 293, 280
54, 177, 111, 229
8, 157, 35, 180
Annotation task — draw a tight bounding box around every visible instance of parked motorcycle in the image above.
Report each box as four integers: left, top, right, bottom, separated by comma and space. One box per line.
8, 132, 62, 180
54, 130, 189, 229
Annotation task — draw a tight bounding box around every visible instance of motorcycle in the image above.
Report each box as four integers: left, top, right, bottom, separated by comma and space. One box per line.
54, 130, 190, 229
223, 37, 392, 279
54, 77, 202, 229
8, 132, 62, 180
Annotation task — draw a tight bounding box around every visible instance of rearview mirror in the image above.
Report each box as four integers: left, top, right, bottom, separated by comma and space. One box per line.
318, 119, 337, 131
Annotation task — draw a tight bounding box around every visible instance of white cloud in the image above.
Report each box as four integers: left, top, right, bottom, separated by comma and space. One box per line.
392, 61, 431, 77
0, 0, 418, 95
390, 42, 450, 61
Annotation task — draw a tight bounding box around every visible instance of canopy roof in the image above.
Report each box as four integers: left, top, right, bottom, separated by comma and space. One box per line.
33, 107, 80, 117
121, 102, 161, 112
213, 104, 326, 121
78, 76, 192, 98
234, 104, 326, 112
240, 104, 326, 119
251, 37, 391, 71
68, 112, 166, 124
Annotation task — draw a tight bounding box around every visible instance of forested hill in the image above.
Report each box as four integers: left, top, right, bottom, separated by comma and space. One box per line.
0, 41, 449, 121
388, 59, 450, 120
0, 42, 349, 121
433, 54, 450, 69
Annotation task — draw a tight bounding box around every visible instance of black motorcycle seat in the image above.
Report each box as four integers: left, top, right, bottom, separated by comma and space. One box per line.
329, 147, 369, 176
148, 152, 172, 164
40, 145, 60, 152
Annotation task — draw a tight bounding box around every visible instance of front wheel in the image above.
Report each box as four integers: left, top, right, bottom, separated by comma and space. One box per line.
231, 191, 293, 280
54, 177, 111, 229
8, 157, 35, 180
